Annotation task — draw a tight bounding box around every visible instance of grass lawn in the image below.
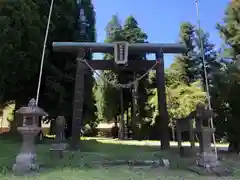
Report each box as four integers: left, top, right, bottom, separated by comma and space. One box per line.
0, 135, 238, 180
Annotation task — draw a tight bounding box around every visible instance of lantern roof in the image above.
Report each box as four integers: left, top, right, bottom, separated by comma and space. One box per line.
16, 98, 47, 116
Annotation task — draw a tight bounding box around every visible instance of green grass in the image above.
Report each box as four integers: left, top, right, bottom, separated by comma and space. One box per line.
0, 135, 237, 179
0, 167, 231, 180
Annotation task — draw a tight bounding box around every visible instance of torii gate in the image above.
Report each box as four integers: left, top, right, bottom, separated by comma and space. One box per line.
52, 41, 186, 150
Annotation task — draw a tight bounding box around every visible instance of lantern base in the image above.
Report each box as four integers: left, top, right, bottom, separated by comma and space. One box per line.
12, 153, 39, 174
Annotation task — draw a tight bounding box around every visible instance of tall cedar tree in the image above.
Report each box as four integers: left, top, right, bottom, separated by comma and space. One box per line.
0, 0, 51, 131
122, 16, 148, 140
214, 0, 240, 152
95, 15, 149, 139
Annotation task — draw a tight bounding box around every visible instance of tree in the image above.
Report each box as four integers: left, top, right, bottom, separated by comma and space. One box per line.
165, 66, 206, 121
94, 15, 149, 140
105, 15, 123, 42
175, 22, 220, 87
148, 60, 206, 141
121, 16, 148, 140
176, 22, 197, 83
194, 29, 220, 90
95, 15, 123, 122
78, 0, 97, 128
147, 22, 216, 143
94, 15, 123, 140
0, 0, 46, 131
214, 0, 240, 152
39, 0, 97, 139
217, 0, 240, 58
0, 0, 95, 137
39, 0, 79, 139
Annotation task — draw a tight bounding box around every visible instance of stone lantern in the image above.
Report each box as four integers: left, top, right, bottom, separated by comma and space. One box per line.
12, 98, 47, 174
193, 104, 219, 168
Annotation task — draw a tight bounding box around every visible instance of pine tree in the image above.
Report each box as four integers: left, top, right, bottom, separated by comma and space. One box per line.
122, 16, 148, 140
95, 15, 149, 140
214, 0, 240, 152
175, 22, 219, 90
217, 0, 240, 58
176, 22, 197, 84
95, 15, 123, 122
195, 29, 220, 89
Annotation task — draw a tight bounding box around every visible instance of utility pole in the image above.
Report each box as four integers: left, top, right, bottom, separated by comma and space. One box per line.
195, 0, 218, 157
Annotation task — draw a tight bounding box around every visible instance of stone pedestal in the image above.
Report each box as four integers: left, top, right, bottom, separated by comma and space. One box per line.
197, 152, 219, 168
50, 116, 68, 159
13, 126, 41, 174
55, 116, 65, 140
196, 127, 219, 168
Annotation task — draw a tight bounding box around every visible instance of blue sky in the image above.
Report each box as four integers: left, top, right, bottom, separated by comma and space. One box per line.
92, 0, 229, 68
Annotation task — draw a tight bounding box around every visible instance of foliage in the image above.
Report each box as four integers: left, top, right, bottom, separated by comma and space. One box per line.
175, 22, 220, 87
0, 0, 45, 106
95, 15, 123, 121
94, 74, 120, 121
166, 81, 206, 120
122, 16, 149, 121
79, 0, 97, 125
39, 0, 79, 117
213, 0, 240, 150
165, 59, 207, 121
217, 0, 240, 58
194, 29, 220, 89
95, 15, 149, 123
2, 0, 240, 150
149, 69, 206, 126
0, 0, 97, 135
176, 22, 198, 83
147, 22, 210, 128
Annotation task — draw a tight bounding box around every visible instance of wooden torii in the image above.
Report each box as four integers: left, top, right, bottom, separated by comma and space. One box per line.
52, 41, 186, 150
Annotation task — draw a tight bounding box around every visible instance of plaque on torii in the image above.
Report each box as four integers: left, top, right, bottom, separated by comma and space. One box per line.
114, 41, 129, 65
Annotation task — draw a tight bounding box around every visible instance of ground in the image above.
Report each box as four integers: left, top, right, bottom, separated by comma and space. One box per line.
0, 135, 239, 180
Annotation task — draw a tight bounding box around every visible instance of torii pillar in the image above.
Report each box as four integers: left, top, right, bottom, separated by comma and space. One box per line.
156, 51, 170, 149
70, 51, 87, 150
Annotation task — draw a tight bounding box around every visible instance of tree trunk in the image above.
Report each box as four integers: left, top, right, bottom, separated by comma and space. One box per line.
126, 107, 129, 138
65, 116, 72, 140
118, 89, 124, 140
131, 82, 140, 140
50, 119, 55, 135
0, 107, 3, 134
171, 126, 175, 141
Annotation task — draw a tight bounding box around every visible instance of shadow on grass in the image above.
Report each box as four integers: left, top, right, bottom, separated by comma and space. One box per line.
0, 134, 208, 179
1, 134, 239, 179
39, 139, 194, 172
